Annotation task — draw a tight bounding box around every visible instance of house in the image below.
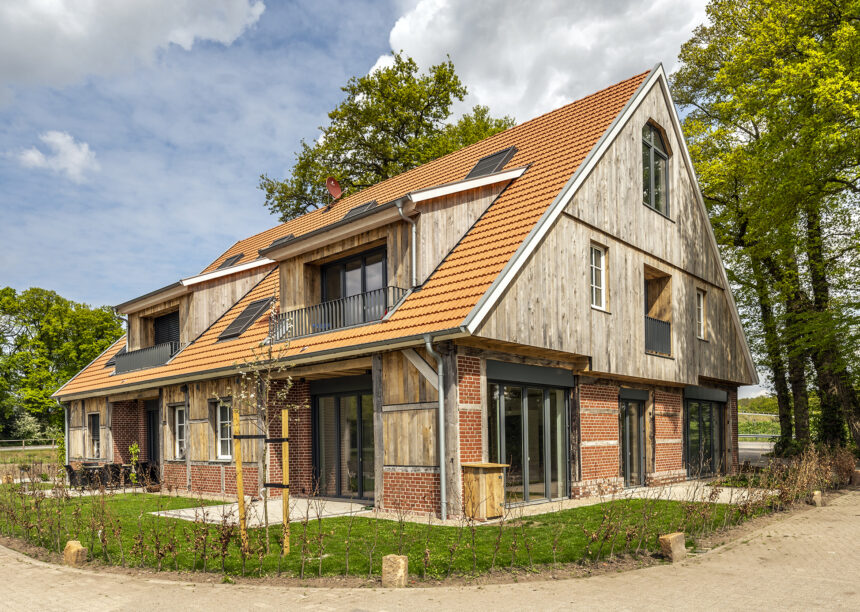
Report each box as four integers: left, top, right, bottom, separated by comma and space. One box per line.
54, 64, 757, 518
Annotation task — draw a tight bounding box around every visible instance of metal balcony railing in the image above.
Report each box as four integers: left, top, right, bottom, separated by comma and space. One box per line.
114, 341, 181, 374
644, 315, 671, 355
270, 285, 408, 341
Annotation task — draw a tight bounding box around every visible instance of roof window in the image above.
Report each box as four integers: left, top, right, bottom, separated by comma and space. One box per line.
217, 253, 244, 269
465, 146, 517, 179
218, 297, 274, 341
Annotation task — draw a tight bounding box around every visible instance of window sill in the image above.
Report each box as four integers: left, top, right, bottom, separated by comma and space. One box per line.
591, 305, 611, 314
697, 336, 709, 343
645, 351, 674, 360
643, 203, 675, 223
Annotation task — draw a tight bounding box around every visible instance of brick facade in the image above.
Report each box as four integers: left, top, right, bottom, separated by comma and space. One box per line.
578, 384, 621, 488
457, 355, 481, 405
266, 379, 312, 498
381, 468, 440, 515
651, 388, 685, 484
111, 400, 146, 463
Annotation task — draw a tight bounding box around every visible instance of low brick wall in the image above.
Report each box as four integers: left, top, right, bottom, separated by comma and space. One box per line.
381, 468, 440, 515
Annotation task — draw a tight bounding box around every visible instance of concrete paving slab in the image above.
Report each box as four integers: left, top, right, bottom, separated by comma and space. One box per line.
154, 496, 371, 526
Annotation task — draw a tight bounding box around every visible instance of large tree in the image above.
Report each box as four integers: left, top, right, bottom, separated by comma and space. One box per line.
260, 52, 515, 222
0, 287, 124, 433
673, 0, 860, 450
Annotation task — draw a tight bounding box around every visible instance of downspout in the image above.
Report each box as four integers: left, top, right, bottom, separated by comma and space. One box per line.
423, 334, 446, 521
63, 402, 69, 465
396, 199, 418, 288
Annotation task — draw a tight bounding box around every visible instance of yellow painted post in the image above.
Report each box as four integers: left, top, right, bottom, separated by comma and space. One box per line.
281, 408, 290, 554
233, 407, 248, 554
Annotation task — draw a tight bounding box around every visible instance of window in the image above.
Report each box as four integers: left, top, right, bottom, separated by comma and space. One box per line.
465, 146, 518, 179
153, 311, 180, 346
642, 123, 669, 215
590, 245, 606, 309
175, 406, 186, 459
217, 402, 233, 459
218, 297, 274, 341
87, 413, 100, 458
322, 248, 387, 301
696, 289, 706, 339
217, 253, 243, 269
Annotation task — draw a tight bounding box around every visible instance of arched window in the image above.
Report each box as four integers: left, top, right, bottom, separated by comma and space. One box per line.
642, 123, 669, 215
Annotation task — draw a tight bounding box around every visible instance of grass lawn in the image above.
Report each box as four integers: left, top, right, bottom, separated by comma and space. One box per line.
0, 488, 744, 578
0, 448, 57, 465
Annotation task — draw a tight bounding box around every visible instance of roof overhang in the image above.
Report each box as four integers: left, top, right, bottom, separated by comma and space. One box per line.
53, 327, 468, 401
116, 258, 276, 314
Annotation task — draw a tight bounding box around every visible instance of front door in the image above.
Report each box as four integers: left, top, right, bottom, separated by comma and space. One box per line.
313, 392, 374, 500
489, 383, 567, 503
620, 400, 646, 487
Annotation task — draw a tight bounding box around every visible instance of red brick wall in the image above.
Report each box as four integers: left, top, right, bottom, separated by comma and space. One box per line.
163, 462, 186, 492
579, 384, 620, 481
190, 464, 223, 495
225, 465, 259, 497
382, 469, 440, 515
111, 400, 145, 463
266, 379, 312, 498
457, 355, 481, 405
459, 409, 482, 463
654, 389, 683, 473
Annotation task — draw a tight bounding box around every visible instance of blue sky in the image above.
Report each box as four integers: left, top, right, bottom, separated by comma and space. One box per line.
3, 1, 765, 395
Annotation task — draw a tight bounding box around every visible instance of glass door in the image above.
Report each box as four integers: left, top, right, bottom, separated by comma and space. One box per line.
685, 400, 726, 477
489, 382, 568, 503
621, 400, 645, 487
313, 392, 374, 500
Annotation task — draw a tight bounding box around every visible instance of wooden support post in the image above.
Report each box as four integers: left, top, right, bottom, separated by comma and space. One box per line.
281, 408, 290, 554
233, 407, 248, 554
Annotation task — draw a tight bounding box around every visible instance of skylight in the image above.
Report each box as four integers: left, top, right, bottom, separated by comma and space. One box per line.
217, 253, 244, 269
465, 146, 518, 179
268, 234, 295, 249
105, 346, 126, 367
218, 297, 274, 341
342, 200, 378, 221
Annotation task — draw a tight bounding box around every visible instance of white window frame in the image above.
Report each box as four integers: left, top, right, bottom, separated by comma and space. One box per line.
217, 403, 233, 460
87, 413, 100, 458
590, 245, 606, 310
696, 289, 706, 339
175, 406, 186, 459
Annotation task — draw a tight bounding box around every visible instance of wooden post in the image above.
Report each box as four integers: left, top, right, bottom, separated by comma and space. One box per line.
233, 407, 248, 554
281, 408, 289, 554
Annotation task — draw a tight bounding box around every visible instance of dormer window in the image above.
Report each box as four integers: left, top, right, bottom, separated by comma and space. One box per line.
642, 123, 669, 216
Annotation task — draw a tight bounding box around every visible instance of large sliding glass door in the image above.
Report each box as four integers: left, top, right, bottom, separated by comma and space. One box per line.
685, 400, 726, 477
313, 392, 374, 500
620, 400, 646, 487
489, 383, 568, 503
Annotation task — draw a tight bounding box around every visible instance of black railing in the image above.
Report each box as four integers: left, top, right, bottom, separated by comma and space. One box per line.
114, 341, 181, 374
644, 315, 671, 355
270, 286, 408, 340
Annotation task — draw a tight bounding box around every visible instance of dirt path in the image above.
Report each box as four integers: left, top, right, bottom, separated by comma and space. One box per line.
2, 490, 859, 611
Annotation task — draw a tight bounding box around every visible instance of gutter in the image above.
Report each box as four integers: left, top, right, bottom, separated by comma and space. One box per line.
423, 334, 446, 521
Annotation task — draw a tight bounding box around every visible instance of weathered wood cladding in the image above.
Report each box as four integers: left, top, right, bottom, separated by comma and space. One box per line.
67, 397, 107, 460
381, 349, 439, 467
127, 299, 180, 351
476, 81, 753, 386
162, 376, 259, 463
180, 266, 273, 344
415, 183, 506, 284
278, 224, 410, 314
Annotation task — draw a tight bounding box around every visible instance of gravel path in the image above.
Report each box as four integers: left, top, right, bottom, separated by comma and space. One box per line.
1, 489, 858, 611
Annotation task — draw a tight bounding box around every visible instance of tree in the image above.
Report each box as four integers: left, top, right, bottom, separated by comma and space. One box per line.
673, 0, 860, 449
260, 52, 515, 222
0, 287, 124, 433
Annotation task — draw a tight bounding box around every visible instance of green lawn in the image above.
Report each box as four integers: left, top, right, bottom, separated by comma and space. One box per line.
0, 487, 746, 579
0, 448, 57, 465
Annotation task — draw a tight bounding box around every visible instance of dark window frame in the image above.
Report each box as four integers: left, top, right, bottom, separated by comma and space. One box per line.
642, 122, 670, 217
320, 246, 388, 302
217, 297, 274, 341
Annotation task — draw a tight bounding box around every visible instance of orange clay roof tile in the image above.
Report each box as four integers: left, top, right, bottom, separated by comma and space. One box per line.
55, 70, 648, 399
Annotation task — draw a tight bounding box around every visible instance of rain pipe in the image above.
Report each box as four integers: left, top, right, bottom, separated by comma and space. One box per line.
423, 334, 446, 521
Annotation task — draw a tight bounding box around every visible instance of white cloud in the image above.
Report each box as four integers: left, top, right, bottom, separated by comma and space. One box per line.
17, 131, 100, 182
0, 0, 265, 91
380, 0, 708, 122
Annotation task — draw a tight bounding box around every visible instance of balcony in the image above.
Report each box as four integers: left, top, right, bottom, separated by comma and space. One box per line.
644, 315, 671, 356
114, 341, 181, 374
270, 286, 408, 341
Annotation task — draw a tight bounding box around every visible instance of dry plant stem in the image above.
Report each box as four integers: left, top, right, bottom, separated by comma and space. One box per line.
365, 509, 380, 579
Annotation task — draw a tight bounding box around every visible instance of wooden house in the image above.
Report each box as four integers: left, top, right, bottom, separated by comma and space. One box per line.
54, 65, 757, 517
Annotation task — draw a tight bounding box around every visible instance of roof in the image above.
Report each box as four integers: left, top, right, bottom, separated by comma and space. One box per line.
55, 69, 651, 400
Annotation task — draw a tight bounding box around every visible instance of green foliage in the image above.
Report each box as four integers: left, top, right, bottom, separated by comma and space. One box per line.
260, 52, 515, 222
672, 0, 860, 447
55, 431, 65, 467
738, 396, 779, 415
0, 287, 124, 434
129, 442, 140, 486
